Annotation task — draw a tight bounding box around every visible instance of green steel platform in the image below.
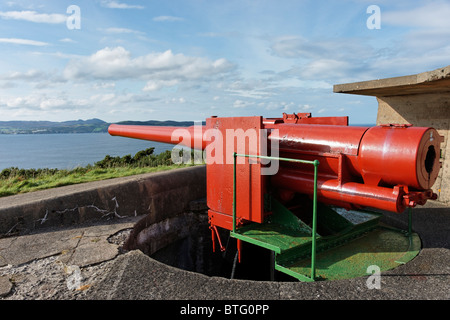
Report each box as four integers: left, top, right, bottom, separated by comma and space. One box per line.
231, 201, 420, 282
231, 153, 421, 282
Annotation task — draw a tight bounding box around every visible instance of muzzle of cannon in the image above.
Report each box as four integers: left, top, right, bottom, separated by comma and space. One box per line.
109, 113, 443, 281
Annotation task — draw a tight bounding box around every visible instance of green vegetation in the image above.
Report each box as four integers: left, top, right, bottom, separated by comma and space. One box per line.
0, 148, 200, 197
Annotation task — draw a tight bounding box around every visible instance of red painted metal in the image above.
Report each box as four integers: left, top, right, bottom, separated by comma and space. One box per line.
206, 116, 264, 230
108, 113, 443, 230
264, 120, 443, 213
237, 239, 242, 263
108, 124, 207, 150
210, 225, 226, 252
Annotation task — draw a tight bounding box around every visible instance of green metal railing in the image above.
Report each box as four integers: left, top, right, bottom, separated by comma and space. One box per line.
232, 152, 320, 280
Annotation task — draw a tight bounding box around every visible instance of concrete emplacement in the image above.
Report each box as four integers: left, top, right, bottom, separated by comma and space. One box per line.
0, 165, 425, 282
0, 166, 449, 299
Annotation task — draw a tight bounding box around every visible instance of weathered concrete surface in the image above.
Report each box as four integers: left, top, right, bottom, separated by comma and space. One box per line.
130, 211, 208, 256
0, 166, 207, 299
85, 201, 450, 300
0, 203, 448, 300
0, 220, 137, 267
0, 165, 448, 301
334, 65, 450, 205
0, 217, 139, 299
0, 165, 206, 236
0, 275, 12, 297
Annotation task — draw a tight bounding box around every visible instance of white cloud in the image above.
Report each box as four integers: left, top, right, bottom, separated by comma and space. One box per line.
166, 97, 186, 104
101, 1, 144, 9
0, 94, 89, 111
30, 51, 83, 60
271, 35, 373, 61
0, 10, 66, 23
269, 35, 377, 83
0, 68, 66, 90
63, 47, 235, 86
383, 1, 450, 29
143, 79, 179, 91
59, 38, 76, 43
259, 101, 298, 111
301, 104, 314, 111
40, 98, 67, 110
225, 79, 275, 99
1, 69, 45, 80
93, 82, 116, 89
153, 16, 184, 22
266, 4, 450, 85
0, 38, 48, 46
102, 27, 145, 35
0, 90, 163, 118
198, 31, 241, 38
233, 100, 254, 108
2, 96, 38, 109
89, 92, 159, 107
292, 59, 360, 81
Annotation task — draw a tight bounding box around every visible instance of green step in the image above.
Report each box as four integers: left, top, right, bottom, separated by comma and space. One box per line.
231, 197, 318, 254
231, 198, 380, 255
231, 220, 315, 254
275, 227, 421, 281
230, 197, 409, 281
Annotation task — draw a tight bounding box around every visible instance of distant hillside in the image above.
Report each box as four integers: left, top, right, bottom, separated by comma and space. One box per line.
0, 119, 199, 134
116, 120, 202, 127
0, 118, 109, 134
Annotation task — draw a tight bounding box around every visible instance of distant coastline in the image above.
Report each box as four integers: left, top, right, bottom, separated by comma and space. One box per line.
0, 119, 197, 134
0, 118, 374, 134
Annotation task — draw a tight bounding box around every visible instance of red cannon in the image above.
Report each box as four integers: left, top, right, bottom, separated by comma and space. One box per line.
109, 113, 443, 281
109, 113, 442, 222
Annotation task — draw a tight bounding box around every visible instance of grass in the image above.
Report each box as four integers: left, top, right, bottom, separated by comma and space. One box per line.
0, 148, 200, 197
0, 164, 193, 197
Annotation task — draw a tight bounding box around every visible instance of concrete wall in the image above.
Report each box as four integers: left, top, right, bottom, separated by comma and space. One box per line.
0, 166, 206, 236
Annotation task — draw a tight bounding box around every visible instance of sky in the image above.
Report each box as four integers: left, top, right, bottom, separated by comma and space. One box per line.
0, 0, 449, 124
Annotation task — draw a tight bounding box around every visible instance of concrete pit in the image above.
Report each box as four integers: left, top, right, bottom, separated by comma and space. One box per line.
128, 209, 296, 282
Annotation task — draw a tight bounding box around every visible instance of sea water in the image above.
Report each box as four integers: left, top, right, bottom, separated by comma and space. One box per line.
0, 133, 174, 170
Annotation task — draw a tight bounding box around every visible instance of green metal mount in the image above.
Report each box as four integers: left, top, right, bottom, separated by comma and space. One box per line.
230, 153, 421, 282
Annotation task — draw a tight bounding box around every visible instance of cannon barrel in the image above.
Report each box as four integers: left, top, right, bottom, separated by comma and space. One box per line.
108, 124, 207, 150
108, 114, 443, 214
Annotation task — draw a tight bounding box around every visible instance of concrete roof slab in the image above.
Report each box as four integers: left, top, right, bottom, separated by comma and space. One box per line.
334, 65, 450, 97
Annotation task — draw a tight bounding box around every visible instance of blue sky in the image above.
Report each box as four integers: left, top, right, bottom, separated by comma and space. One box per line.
0, 0, 449, 124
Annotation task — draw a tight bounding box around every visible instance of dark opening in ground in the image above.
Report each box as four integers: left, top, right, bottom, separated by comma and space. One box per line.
149, 216, 296, 282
